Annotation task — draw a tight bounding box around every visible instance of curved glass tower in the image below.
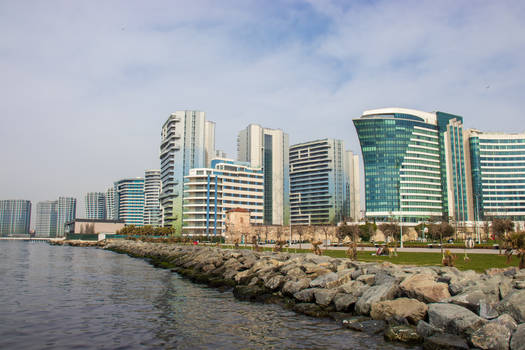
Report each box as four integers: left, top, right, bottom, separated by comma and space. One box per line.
353, 108, 469, 223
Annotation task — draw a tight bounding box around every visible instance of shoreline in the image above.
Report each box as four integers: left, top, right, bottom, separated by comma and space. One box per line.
59, 239, 525, 349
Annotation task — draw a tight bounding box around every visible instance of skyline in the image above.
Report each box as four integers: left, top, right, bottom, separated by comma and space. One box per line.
2, 1, 525, 225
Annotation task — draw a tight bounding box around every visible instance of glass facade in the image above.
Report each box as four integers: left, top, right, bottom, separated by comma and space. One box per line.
0, 200, 31, 236
115, 178, 145, 227
354, 108, 468, 223
468, 132, 525, 221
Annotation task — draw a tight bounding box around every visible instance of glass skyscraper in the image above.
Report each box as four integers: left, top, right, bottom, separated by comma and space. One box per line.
56, 197, 77, 237
35, 200, 58, 237
144, 169, 161, 227
85, 192, 106, 220
353, 108, 468, 223
0, 200, 31, 236
237, 124, 289, 225
160, 111, 215, 233
289, 139, 360, 225
115, 178, 145, 226
466, 130, 525, 221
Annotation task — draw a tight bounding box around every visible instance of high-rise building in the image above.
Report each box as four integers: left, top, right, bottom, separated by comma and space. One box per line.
289, 139, 360, 225
35, 200, 58, 237
144, 169, 161, 227
56, 197, 76, 237
85, 192, 106, 220
353, 108, 468, 223
345, 150, 361, 222
160, 111, 215, 233
465, 130, 525, 221
105, 187, 116, 220
115, 178, 145, 226
0, 200, 31, 236
237, 124, 289, 225
182, 159, 263, 236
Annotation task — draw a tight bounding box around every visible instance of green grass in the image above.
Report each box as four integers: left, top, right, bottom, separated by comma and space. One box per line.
217, 245, 519, 273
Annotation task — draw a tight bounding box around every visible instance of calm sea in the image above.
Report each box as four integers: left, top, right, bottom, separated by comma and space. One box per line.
0, 241, 415, 349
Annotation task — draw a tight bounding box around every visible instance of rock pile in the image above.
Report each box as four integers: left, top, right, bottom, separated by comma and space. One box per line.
104, 240, 525, 350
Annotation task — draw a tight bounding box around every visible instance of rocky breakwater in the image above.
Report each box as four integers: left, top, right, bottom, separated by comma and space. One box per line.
104, 240, 525, 350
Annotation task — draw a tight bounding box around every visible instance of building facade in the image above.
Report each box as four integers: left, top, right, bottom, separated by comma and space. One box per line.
353, 108, 469, 223
115, 178, 145, 226
144, 169, 161, 227
289, 139, 360, 225
0, 200, 31, 236
56, 197, 77, 237
105, 187, 117, 220
237, 124, 289, 225
85, 192, 106, 220
346, 150, 361, 221
35, 200, 58, 237
466, 130, 525, 221
182, 159, 264, 236
160, 110, 215, 233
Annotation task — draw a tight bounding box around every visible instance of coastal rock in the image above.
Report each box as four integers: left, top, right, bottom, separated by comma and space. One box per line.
470, 322, 511, 350
314, 289, 337, 307
400, 273, 451, 303
293, 303, 328, 318
310, 272, 338, 288
338, 280, 367, 295
293, 288, 318, 303
416, 320, 442, 338
282, 279, 310, 296
423, 334, 469, 350
355, 281, 398, 315
356, 274, 375, 286
492, 314, 518, 333
264, 275, 285, 290
384, 325, 422, 344
234, 269, 256, 285
370, 298, 428, 324
449, 289, 499, 316
344, 318, 387, 334
510, 324, 525, 350
498, 290, 525, 323
232, 285, 270, 301
428, 303, 487, 336
333, 293, 359, 312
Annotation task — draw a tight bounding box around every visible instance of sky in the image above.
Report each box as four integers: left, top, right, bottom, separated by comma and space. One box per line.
1, 0, 525, 224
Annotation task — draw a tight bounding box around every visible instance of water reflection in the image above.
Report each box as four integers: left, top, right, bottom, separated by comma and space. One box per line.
0, 241, 418, 349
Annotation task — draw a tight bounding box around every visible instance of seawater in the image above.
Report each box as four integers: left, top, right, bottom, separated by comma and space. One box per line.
0, 241, 416, 349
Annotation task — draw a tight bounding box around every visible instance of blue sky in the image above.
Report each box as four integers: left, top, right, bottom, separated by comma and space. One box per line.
1, 0, 525, 221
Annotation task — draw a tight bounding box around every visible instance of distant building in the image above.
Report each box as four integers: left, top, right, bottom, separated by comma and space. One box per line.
115, 178, 145, 226
237, 124, 289, 225
354, 108, 468, 223
466, 130, 525, 221
215, 149, 227, 158
144, 169, 161, 227
105, 187, 116, 220
182, 159, 264, 236
35, 200, 58, 237
56, 197, 77, 237
289, 139, 360, 225
160, 110, 215, 233
85, 192, 106, 220
0, 200, 31, 236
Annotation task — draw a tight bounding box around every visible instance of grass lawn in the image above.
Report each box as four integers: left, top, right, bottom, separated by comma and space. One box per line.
219, 245, 519, 273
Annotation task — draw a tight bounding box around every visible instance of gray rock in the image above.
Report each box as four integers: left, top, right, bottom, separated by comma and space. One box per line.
510, 324, 525, 350
356, 274, 375, 285
234, 269, 256, 285
470, 323, 511, 350
314, 289, 337, 307
293, 303, 328, 318
351, 269, 363, 279
416, 320, 442, 338
423, 334, 469, 350
344, 319, 387, 334
333, 293, 359, 312
282, 278, 310, 296
428, 303, 487, 336
498, 290, 525, 323
264, 275, 285, 290
401, 273, 451, 303
500, 280, 513, 299
449, 289, 499, 316
310, 272, 338, 288
355, 281, 398, 315
492, 314, 518, 333
338, 280, 366, 295
293, 288, 318, 303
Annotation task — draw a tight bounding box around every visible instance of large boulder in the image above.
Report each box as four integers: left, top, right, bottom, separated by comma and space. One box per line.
314, 289, 337, 307
449, 289, 499, 317
498, 290, 525, 323
264, 275, 286, 290
400, 274, 451, 303
355, 281, 399, 315
470, 322, 511, 350
510, 324, 525, 350
310, 272, 338, 288
370, 298, 428, 324
293, 303, 329, 318
492, 314, 518, 333
293, 288, 319, 303
428, 303, 487, 336
333, 293, 359, 312
282, 278, 310, 296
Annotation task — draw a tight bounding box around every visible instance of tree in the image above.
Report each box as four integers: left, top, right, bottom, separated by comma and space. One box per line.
346, 224, 360, 260
336, 223, 349, 244
507, 231, 525, 269
319, 225, 333, 247
379, 222, 400, 244
492, 218, 515, 254
483, 221, 490, 241
358, 222, 376, 242
294, 225, 305, 250
427, 222, 454, 257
